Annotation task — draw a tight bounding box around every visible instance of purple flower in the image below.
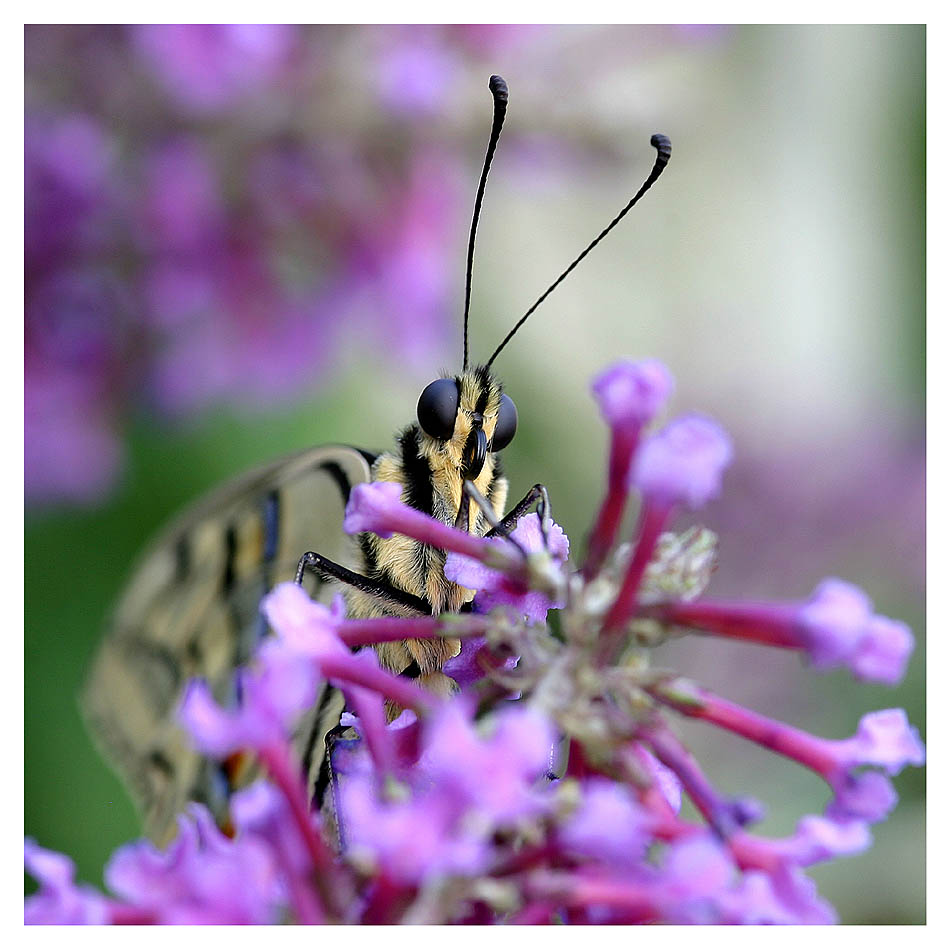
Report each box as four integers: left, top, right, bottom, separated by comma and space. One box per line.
818, 710, 924, 822
640, 750, 683, 814
776, 814, 872, 866
344, 481, 515, 569
444, 515, 569, 622
262, 583, 348, 659
105, 804, 283, 924
591, 358, 674, 429
442, 636, 490, 688
27, 353, 923, 924
826, 770, 898, 823
340, 774, 490, 884
375, 34, 459, 114
654, 578, 916, 685
815, 710, 924, 823
264, 582, 435, 714
179, 639, 318, 757
342, 481, 404, 539
24, 366, 123, 505
364, 151, 462, 367
722, 864, 837, 925
137, 138, 225, 256
797, 578, 915, 684
24, 839, 109, 925
228, 780, 328, 923
632, 414, 733, 510
840, 709, 926, 775
442, 636, 519, 688
231, 781, 310, 876
659, 834, 734, 909
24, 110, 127, 505
24, 112, 115, 269
132, 25, 296, 114
420, 702, 556, 824
561, 779, 650, 869
336, 700, 555, 886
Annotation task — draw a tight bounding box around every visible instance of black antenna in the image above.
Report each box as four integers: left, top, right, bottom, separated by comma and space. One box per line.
485, 133, 672, 368
463, 74, 509, 370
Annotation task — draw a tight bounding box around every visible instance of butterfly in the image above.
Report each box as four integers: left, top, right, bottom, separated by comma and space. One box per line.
83, 75, 671, 842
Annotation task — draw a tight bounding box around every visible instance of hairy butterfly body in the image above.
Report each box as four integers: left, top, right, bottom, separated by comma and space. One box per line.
83, 75, 671, 842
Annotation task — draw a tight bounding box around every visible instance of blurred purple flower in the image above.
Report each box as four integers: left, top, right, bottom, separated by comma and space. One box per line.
343, 481, 404, 538
445, 514, 569, 622
421, 702, 555, 824
24, 112, 115, 270
24, 370, 123, 505
104, 804, 283, 924
633, 414, 733, 510
24, 839, 109, 925
722, 864, 836, 925
131, 25, 296, 114
24, 265, 130, 504
775, 814, 872, 866
336, 699, 554, 886
560, 779, 650, 869
798, 579, 915, 684
822, 709, 923, 822
180, 639, 319, 757
592, 358, 674, 429
375, 32, 459, 114
138, 138, 225, 257
351, 150, 463, 367
843, 708, 926, 774
442, 635, 519, 688
340, 773, 490, 884
653, 576, 916, 686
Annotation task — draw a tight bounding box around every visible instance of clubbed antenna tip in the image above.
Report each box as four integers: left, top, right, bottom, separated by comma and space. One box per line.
462, 75, 509, 370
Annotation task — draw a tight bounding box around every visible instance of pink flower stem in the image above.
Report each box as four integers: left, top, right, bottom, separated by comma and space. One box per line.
508, 900, 559, 924
284, 864, 325, 926
727, 830, 785, 874
638, 719, 742, 838
108, 904, 157, 925
338, 614, 492, 648
526, 870, 656, 920
646, 679, 839, 780
600, 497, 673, 643
258, 743, 333, 921
564, 739, 597, 779
320, 654, 437, 715
492, 842, 559, 877
620, 741, 681, 826
619, 744, 781, 873
341, 684, 394, 776
583, 428, 640, 580
372, 502, 523, 571
361, 874, 414, 924
643, 600, 801, 648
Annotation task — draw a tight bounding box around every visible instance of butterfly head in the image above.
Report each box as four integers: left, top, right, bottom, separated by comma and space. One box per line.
416, 365, 517, 481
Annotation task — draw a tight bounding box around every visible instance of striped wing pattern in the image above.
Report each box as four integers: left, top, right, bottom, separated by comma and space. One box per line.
82, 445, 373, 842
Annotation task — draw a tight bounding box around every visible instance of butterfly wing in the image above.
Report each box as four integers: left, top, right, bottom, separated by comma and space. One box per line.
82, 444, 374, 842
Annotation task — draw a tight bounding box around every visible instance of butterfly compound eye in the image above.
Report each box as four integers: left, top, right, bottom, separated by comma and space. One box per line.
489, 393, 518, 451
417, 378, 460, 440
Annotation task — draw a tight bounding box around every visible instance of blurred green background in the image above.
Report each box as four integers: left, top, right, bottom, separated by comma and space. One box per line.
25, 25, 924, 922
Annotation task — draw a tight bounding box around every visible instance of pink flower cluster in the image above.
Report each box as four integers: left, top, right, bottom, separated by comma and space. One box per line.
25, 359, 923, 924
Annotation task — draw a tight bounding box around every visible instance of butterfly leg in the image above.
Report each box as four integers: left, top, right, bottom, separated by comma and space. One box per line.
294, 551, 430, 615
486, 483, 552, 547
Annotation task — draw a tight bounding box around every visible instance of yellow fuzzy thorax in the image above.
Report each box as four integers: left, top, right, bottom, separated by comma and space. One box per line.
346, 366, 510, 694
